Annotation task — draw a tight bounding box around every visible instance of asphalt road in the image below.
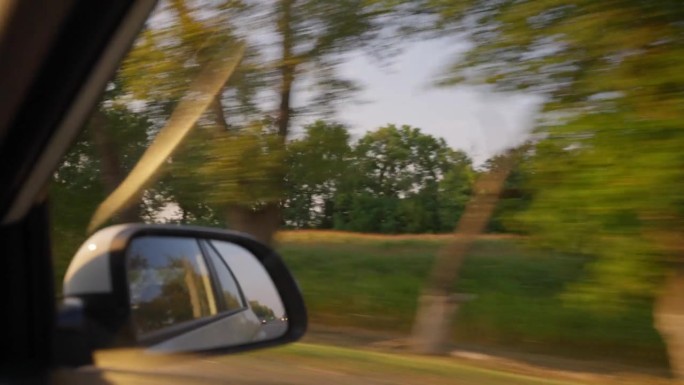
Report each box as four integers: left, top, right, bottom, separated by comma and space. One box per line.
259, 321, 287, 340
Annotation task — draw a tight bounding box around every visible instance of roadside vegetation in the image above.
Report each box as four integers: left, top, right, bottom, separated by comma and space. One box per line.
279, 231, 667, 367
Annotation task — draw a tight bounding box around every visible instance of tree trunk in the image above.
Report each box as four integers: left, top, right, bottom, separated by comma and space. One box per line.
222, 0, 294, 244
209, 93, 284, 244
210, 95, 230, 134
410, 147, 522, 354
200, 1, 295, 244
276, 0, 295, 139
654, 267, 684, 381
90, 108, 139, 223
226, 203, 281, 246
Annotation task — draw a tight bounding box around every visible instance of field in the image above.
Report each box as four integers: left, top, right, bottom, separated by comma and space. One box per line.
276, 230, 669, 368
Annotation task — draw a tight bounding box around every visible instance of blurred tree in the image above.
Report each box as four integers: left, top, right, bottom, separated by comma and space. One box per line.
249, 300, 277, 321
113, 0, 399, 245
115, 0, 258, 230
429, 0, 684, 375
482, 156, 532, 233
217, 0, 401, 243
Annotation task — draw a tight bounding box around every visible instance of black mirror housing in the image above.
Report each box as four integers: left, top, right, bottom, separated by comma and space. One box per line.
59, 224, 307, 361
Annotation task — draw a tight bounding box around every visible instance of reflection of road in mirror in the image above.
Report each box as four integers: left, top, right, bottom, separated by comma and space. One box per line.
259, 320, 288, 340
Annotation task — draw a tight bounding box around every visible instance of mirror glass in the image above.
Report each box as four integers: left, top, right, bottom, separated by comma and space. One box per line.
126, 236, 287, 352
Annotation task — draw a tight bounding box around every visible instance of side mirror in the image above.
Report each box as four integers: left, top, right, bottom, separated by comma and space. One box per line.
60, 224, 306, 359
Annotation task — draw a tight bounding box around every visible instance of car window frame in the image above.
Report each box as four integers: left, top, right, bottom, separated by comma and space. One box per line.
199, 239, 248, 313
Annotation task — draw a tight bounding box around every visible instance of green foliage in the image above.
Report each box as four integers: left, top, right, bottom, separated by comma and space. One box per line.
119, 0, 250, 114
333, 124, 474, 233
483, 157, 532, 233
52, 106, 153, 290
284, 120, 352, 228
171, 120, 286, 209
107, 0, 406, 230
51, 115, 479, 294
433, 0, 684, 306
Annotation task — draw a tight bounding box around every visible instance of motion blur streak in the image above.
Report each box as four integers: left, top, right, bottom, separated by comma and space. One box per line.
87, 43, 245, 233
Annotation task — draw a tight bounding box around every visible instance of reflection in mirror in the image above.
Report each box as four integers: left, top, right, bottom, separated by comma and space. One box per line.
127, 237, 216, 335
201, 241, 245, 312
125, 236, 287, 352
209, 240, 288, 341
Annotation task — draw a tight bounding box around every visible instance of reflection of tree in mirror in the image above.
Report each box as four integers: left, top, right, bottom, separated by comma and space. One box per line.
127, 253, 150, 304
129, 254, 215, 335
249, 300, 276, 322
133, 270, 193, 334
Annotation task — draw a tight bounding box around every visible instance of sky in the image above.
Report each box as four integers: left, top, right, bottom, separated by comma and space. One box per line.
149, 3, 542, 167
211, 241, 285, 318
329, 36, 542, 166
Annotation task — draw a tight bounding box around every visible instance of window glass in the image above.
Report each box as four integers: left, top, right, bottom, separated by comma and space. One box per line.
127, 236, 217, 335
49, 0, 684, 379
203, 240, 245, 312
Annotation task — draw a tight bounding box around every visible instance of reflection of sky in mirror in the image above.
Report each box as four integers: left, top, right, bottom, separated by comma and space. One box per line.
210, 241, 286, 318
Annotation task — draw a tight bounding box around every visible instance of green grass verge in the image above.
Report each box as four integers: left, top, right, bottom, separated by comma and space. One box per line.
279, 235, 668, 366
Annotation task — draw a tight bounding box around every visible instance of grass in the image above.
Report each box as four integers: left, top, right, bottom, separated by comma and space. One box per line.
277, 230, 669, 367
263, 343, 585, 385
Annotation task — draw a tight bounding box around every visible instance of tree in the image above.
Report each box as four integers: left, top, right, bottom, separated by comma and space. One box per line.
112, 0, 400, 244
335, 124, 473, 233
284, 120, 352, 229
114, 0, 256, 229
429, 0, 684, 376
483, 156, 531, 233
216, 0, 399, 243
249, 300, 277, 321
